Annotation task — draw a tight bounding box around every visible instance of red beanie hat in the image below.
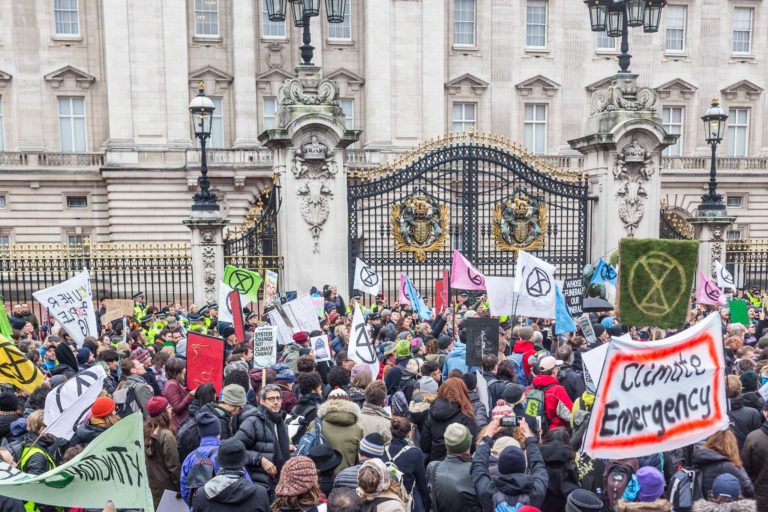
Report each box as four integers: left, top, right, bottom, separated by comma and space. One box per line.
91, 396, 115, 418
146, 396, 169, 418
292, 331, 309, 344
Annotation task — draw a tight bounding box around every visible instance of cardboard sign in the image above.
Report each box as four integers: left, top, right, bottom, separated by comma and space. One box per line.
578, 314, 598, 345
252, 326, 277, 368
33, 270, 98, 347
267, 295, 322, 345
263, 270, 279, 307
465, 317, 500, 366
101, 299, 135, 323
583, 313, 727, 459
312, 334, 332, 363
562, 278, 584, 317
186, 332, 225, 394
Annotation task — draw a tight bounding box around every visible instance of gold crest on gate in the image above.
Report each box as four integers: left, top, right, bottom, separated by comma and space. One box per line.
391, 190, 449, 262
492, 189, 547, 251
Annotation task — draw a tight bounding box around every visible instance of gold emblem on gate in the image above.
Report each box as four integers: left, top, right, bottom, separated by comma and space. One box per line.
492, 189, 547, 252
391, 190, 449, 262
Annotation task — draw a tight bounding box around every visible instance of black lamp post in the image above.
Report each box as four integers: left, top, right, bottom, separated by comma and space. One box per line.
266, 0, 347, 67
698, 98, 729, 213
584, 0, 667, 73
189, 82, 218, 211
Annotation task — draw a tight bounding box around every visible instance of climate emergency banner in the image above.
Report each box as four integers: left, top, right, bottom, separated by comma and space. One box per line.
0, 414, 153, 511
583, 312, 727, 459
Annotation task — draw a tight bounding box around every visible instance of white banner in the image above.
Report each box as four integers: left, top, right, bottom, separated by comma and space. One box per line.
485, 276, 516, 317
513, 251, 557, 319
267, 295, 321, 345
44, 365, 106, 440
583, 313, 728, 459
0, 414, 153, 511
349, 306, 380, 378
218, 281, 248, 324
33, 270, 97, 347
714, 260, 736, 291
312, 334, 333, 363
252, 326, 278, 368
353, 258, 382, 296
582, 342, 608, 394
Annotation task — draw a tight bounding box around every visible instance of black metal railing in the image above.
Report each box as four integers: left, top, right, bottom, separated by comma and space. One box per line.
726, 239, 768, 291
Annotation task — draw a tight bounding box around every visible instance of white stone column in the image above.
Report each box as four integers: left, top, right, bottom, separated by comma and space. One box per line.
421, 0, 444, 139
689, 216, 735, 284
363, 0, 392, 147
162, 0, 191, 148
231, 0, 260, 148
13, 2, 45, 151
102, 0, 136, 149
184, 216, 229, 306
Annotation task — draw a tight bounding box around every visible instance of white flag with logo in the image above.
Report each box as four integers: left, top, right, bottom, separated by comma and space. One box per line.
33, 270, 97, 347
349, 306, 379, 378
353, 258, 381, 296
715, 261, 736, 291
44, 365, 105, 440
513, 250, 557, 319
218, 281, 248, 324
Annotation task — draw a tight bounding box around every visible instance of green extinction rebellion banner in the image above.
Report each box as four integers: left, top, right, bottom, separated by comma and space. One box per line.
618, 238, 699, 329
0, 413, 153, 511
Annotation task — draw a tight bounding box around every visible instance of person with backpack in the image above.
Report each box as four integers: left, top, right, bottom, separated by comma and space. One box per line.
421, 377, 478, 463
144, 396, 181, 509
69, 396, 121, 447
693, 430, 754, 499
181, 412, 223, 504
742, 401, 768, 512
358, 381, 392, 444
192, 438, 270, 512
334, 433, 387, 490
385, 338, 414, 396
357, 458, 409, 512
508, 326, 537, 386
272, 456, 323, 512
115, 356, 153, 418
526, 356, 572, 431
426, 423, 482, 512
471, 417, 548, 512
692, 473, 757, 512
387, 416, 430, 512
288, 371, 325, 445
554, 345, 585, 402
234, 384, 290, 493
282, 331, 311, 373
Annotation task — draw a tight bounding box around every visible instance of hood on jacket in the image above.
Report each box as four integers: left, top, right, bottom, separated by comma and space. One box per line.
692, 448, 730, 467
539, 440, 573, 464
203, 474, 260, 504
54, 343, 79, 373
318, 398, 361, 426
494, 472, 535, 498
362, 403, 391, 419
617, 500, 673, 511
429, 398, 462, 422
531, 374, 560, 388
513, 340, 534, 354
728, 395, 748, 411
446, 343, 466, 359
691, 499, 757, 512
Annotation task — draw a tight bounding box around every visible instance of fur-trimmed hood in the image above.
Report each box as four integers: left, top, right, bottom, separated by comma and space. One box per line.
692, 499, 757, 512
617, 500, 672, 512
318, 398, 361, 426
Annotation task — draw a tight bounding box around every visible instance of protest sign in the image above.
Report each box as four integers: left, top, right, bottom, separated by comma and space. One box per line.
100, 299, 134, 324
33, 270, 98, 346
312, 334, 332, 363
450, 250, 486, 291
311, 295, 324, 317
715, 261, 736, 291
728, 299, 750, 326
475, 370, 490, 413
353, 258, 381, 296
513, 251, 557, 319
618, 238, 698, 328
577, 314, 598, 345
465, 317, 499, 366
562, 278, 584, 316
218, 282, 248, 324
222, 265, 263, 303
759, 381, 768, 402
267, 295, 322, 345
349, 306, 379, 378
263, 270, 279, 307
44, 365, 105, 440
252, 326, 277, 368
186, 332, 225, 393
583, 313, 727, 459
0, 334, 45, 393
0, 413, 153, 511
486, 277, 515, 317
582, 342, 609, 394
158, 490, 188, 512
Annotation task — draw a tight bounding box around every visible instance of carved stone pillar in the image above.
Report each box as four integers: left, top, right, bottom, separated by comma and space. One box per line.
689, 216, 735, 283
184, 213, 229, 306
569, 73, 678, 259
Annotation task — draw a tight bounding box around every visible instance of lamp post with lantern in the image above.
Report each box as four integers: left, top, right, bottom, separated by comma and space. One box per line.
189, 82, 218, 211
698, 98, 729, 215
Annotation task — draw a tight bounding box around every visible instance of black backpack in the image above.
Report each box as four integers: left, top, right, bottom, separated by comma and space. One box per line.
603, 458, 639, 512
113, 385, 138, 418
668, 467, 703, 512
186, 448, 218, 499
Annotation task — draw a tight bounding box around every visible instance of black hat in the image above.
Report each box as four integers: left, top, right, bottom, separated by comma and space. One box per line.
187, 313, 202, 321
0, 392, 18, 412
132, 291, 144, 299
195, 411, 221, 438
308, 444, 343, 473
246, 311, 259, 321
566, 489, 604, 512
217, 438, 248, 470
438, 334, 453, 350
198, 305, 211, 316
502, 384, 526, 405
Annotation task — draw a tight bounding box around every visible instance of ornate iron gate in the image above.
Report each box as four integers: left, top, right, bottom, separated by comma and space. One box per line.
224, 185, 283, 274
347, 135, 589, 302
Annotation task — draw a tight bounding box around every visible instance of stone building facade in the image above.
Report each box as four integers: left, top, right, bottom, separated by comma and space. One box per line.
0, 0, 766, 249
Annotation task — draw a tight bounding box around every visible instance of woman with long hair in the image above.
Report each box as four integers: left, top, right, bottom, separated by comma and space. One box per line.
272, 456, 322, 512
187, 382, 217, 421
420, 377, 478, 463
357, 459, 408, 512
693, 429, 754, 499
144, 396, 181, 509
162, 357, 196, 430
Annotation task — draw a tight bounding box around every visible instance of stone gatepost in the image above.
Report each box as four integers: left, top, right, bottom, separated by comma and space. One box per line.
569, 74, 678, 259
184, 213, 229, 307
259, 66, 359, 295
688, 216, 736, 281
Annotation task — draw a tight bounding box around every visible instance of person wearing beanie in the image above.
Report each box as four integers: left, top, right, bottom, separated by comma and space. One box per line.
566, 489, 604, 512
692, 473, 757, 512
273, 456, 322, 512
739, 371, 765, 411
725, 375, 761, 451
333, 432, 386, 490
76, 347, 94, 369
398, 358, 421, 403
180, 411, 224, 504
282, 331, 312, 373
357, 458, 408, 512
426, 422, 482, 512
233, 384, 290, 491
384, 338, 414, 396
742, 401, 768, 512
615, 466, 671, 512
270, 362, 299, 414
192, 438, 269, 512
358, 381, 392, 443
0, 392, 20, 443
69, 396, 121, 447
144, 395, 181, 508
461, 373, 489, 429
310, 387, 362, 476
470, 418, 548, 510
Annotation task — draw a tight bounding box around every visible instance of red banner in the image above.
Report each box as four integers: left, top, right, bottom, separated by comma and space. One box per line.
435, 269, 449, 312
186, 332, 225, 394
229, 290, 245, 343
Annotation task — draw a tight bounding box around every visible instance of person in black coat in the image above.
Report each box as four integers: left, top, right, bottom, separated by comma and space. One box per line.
386, 416, 430, 512
420, 378, 479, 463
192, 438, 270, 512
308, 444, 343, 497
726, 375, 762, 451
0, 392, 20, 443
50, 342, 78, 380
538, 433, 579, 512
555, 345, 586, 402
692, 430, 754, 500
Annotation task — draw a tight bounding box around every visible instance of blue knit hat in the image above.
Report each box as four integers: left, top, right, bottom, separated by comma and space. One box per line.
271, 362, 295, 383
358, 433, 385, 458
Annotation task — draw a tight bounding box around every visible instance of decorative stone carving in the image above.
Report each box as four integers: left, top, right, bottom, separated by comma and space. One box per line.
614, 137, 654, 236
291, 133, 339, 252
591, 75, 657, 115
710, 228, 724, 280
278, 78, 339, 106
201, 244, 217, 305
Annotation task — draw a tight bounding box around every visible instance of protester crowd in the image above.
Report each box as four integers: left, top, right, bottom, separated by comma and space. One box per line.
1, 283, 768, 512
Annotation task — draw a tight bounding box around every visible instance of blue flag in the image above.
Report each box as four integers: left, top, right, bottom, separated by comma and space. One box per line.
555, 284, 577, 335
590, 257, 618, 287
404, 274, 431, 320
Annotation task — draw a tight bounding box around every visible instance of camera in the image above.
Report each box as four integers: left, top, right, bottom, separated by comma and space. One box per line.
500, 416, 523, 428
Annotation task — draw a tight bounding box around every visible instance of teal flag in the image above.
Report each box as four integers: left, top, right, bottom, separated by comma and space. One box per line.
555, 285, 577, 335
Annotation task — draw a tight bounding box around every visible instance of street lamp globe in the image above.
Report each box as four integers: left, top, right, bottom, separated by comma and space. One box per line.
301, 0, 321, 17
189, 82, 215, 139
584, 0, 608, 31
325, 0, 347, 23
290, 0, 308, 27
265, 0, 288, 22
606, 4, 625, 37
702, 98, 728, 145
643, 0, 666, 33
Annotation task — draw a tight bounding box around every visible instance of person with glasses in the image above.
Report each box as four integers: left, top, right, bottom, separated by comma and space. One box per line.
233, 384, 289, 496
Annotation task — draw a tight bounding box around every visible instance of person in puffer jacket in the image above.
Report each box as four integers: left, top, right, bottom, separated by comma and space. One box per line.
471, 418, 548, 512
